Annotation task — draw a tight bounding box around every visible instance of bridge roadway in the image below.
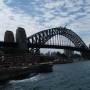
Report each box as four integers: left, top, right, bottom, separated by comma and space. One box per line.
0, 41, 90, 59
0, 41, 90, 53
28, 44, 90, 52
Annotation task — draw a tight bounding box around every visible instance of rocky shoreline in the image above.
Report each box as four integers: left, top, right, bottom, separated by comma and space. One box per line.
0, 63, 53, 84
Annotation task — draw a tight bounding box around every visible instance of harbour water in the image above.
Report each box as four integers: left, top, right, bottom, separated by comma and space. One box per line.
1, 60, 90, 90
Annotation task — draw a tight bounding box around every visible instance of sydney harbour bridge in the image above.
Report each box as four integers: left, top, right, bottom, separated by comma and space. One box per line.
0, 26, 90, 59
0, 26, 90, 83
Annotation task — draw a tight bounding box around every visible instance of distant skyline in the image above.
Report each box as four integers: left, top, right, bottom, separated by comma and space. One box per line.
0, 0, 90, 46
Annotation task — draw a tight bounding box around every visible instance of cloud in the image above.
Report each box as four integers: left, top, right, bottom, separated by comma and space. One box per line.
68, 15, 90, 46
5, 0, 12, 4
0, 0, 90, 46
0, 0, 41, 41
69, 14, 90, 32
44, 1, 64, 9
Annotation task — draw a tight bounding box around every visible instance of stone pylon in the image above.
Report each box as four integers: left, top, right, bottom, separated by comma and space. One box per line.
16, 27, 28, 50
4, 31, 15, 43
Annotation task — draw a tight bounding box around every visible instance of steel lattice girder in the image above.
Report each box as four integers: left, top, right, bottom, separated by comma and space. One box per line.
28, 27, 87, 48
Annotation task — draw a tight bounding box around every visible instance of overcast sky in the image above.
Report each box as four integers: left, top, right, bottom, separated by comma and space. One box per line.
0, 0, 90, 46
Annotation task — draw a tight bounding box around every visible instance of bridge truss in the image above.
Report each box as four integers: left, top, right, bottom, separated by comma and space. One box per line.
28, 27, 88, 54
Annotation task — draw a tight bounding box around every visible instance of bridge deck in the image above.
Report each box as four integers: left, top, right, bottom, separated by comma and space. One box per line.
28, 44, 90, 52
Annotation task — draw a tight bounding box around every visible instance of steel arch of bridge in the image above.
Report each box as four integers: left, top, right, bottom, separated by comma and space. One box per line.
28, 27, 87, 49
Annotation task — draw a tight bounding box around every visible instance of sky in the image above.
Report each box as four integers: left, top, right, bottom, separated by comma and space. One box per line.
0, 0, 90, 47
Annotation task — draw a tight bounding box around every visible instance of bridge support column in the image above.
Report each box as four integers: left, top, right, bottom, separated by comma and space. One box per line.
64, 49, 74, 62
64, 49, 74, 58
81, 51, 90, 59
